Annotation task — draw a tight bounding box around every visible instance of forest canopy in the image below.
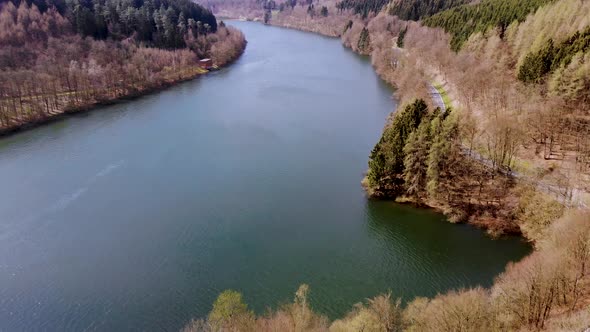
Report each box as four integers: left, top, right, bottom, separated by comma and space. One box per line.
518, 25, 590, 84
0, 0, 246, 131
335, 0, 388, 18
388, 0, 468, 21
422, 0, 554, 50
1, 0, 217, 48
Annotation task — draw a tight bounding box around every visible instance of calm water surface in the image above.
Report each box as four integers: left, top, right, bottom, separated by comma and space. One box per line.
0, 21, 530, 331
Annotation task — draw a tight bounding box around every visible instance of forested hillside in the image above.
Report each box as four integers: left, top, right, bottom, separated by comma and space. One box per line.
10, 0, 217, 48
518, 25, 590, 87
423, 0, 554, 50
387, 0, 468, 21
335, 0, 387, 18
361, 0, 590, 228
0, 0, 246, 133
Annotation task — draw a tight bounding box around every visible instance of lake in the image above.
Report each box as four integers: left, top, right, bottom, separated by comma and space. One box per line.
0, 21, 530, 331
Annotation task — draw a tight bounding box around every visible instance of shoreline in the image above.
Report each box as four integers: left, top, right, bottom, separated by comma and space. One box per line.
0, 73, 203, 137
0, 44, 246, 138
363, 175, 524, 239
186, 11, 589, 331
240, 17, 524, 240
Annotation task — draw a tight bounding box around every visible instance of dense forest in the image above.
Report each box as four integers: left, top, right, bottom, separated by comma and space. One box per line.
422, 0, 554, 50
335, 0, 387, 18
0, 0, 246, 132
6, 0, 218, 48
518, 25, 590, 85
364, 98, 521, 230
387, 0, 468, 21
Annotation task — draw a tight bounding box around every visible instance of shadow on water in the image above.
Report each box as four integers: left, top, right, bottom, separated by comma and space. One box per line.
365, 200, 531, 299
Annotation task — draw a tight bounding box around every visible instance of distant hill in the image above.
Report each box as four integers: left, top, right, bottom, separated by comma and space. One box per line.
335, 0, 389, 18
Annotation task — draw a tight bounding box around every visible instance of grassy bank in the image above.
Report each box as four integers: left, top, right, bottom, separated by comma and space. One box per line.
432, 83, 452, 110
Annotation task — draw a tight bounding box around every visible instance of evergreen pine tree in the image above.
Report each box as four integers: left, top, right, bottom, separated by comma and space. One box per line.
264, 9, 271, 24
426, 116, 445, 198
357, 27, 371, 53
366, 99, 429, 197
403, 119, 432, 200
397, 26, 407, 48
426, 112, 460, 201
